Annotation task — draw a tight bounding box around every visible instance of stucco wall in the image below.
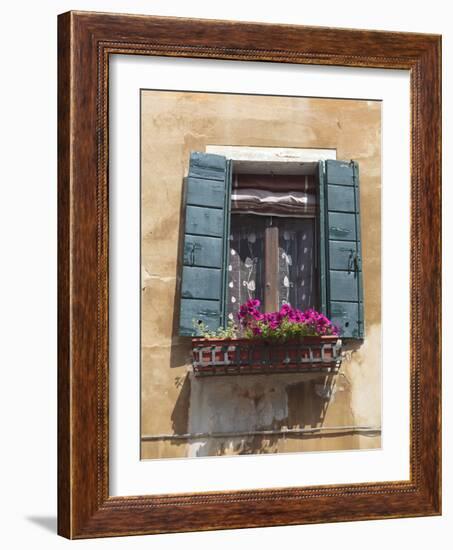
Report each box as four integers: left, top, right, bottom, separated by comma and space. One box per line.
141, 90, 381, 459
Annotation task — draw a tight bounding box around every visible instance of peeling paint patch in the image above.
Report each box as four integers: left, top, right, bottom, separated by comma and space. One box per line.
187, 374, 342, 456
142, 266, 176, 290
188, 376, 290, 438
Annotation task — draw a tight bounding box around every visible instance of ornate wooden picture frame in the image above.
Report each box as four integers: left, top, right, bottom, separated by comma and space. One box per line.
58, 11, 441, 539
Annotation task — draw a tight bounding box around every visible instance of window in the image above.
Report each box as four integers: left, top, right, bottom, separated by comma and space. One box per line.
179, 152, 364, 338
227, 167, 319, 317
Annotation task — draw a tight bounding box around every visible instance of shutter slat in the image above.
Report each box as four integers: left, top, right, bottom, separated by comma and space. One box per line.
329, 271, 359, 302
320, 160, 364, 338
179, 152, 231, 336
325, 161, 355, 185
179, 299, 221, 335
187, 176, 226, 208
328, 212, 357, 241
185, 205, 224, 237
330, 302, 360, 338
184, 235, 223, 268
188, 152, 227, 180
181, 266, 221, 300
327, 185, 355, 212
329, 241, 357, 271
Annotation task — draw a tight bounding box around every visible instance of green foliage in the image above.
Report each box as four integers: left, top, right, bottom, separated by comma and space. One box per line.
244, 317, 318, 342
192, 319, 238, 339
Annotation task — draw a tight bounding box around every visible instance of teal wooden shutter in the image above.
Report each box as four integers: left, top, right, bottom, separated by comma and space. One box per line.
179, 152, 232, 336
319, 160, 364, 338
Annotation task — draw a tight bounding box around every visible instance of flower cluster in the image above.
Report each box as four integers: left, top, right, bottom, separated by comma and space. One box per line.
237, 299, 339, 340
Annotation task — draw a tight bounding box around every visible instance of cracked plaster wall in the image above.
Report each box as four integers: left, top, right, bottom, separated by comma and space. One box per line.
140, 91, 381, 459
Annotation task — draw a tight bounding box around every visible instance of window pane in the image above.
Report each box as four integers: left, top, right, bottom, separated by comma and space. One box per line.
276, 218, 318, 310
227, 214, 265, 321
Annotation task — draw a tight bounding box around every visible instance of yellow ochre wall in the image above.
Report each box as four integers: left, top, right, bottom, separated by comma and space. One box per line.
141, 90, 381, 459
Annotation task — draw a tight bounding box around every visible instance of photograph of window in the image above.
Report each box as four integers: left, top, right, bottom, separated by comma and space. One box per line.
141, 90, 381, 459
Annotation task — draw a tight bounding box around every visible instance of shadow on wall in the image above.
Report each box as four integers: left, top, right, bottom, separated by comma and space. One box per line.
170, 374, 191, 437
169, 177, 193, 369
184, 372, 342, 457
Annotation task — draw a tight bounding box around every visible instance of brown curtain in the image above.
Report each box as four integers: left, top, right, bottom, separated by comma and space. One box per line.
232, 175, 317, 216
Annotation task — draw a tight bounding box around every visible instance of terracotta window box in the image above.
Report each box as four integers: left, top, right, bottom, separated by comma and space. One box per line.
191, 335, 342, 377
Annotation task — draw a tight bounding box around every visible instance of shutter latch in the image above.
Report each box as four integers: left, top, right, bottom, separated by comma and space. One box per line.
348, 250, 360, 273
353, 251, 360, 272
187, 243, 195, 266
188, 243, 201, 266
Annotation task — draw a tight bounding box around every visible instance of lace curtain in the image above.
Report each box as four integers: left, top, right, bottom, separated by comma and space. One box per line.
227, 215, 317, 319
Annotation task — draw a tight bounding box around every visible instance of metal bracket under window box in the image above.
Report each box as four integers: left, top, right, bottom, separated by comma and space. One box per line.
191, 336, 342, 377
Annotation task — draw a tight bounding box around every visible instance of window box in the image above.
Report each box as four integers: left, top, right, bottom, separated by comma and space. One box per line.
191, 335, 342, 377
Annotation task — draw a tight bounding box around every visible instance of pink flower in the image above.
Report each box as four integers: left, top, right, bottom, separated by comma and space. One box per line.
235, 300, 339, 339
280, 303, 292, 316
251, 310, 264, 321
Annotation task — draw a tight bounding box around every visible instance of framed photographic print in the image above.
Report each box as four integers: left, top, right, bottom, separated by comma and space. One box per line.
58, 11, 441, 538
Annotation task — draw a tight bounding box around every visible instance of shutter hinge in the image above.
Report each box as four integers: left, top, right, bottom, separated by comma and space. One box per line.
350, 160, 357, 186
